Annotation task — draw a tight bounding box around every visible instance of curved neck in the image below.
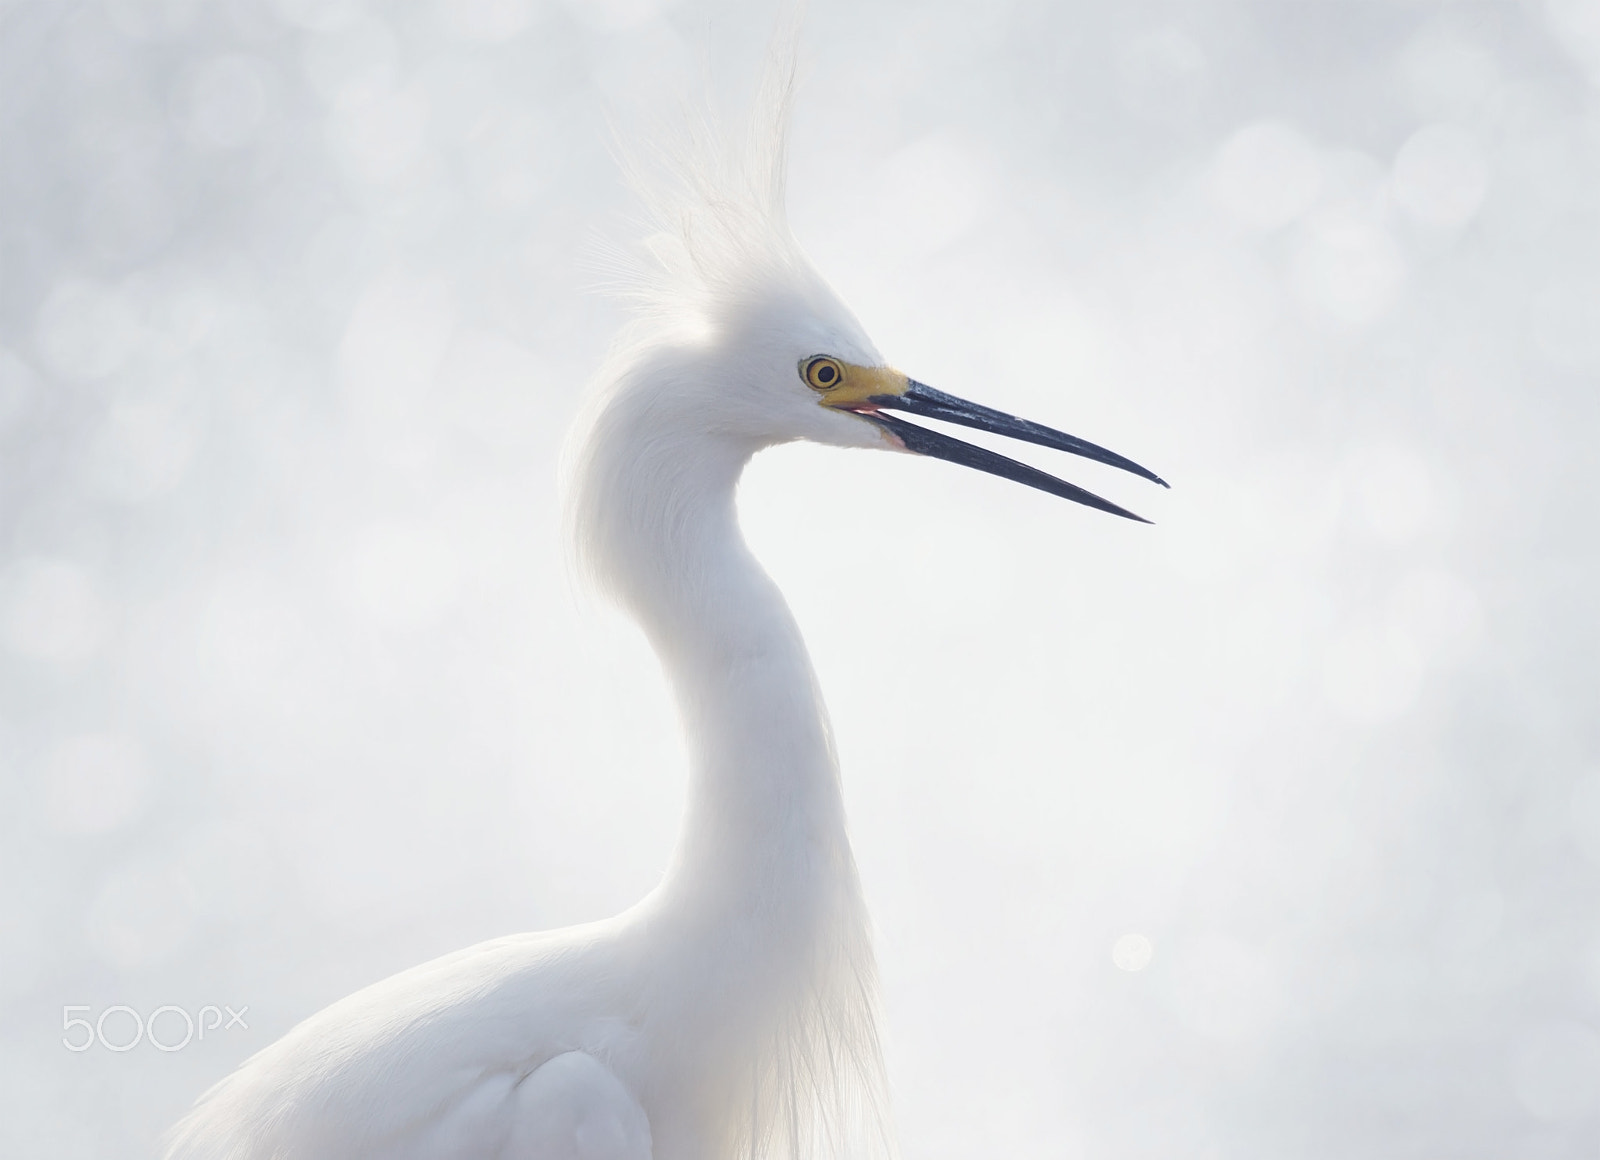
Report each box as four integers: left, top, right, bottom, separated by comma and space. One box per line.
573, 398, 850, 910
664, 525, 849, 906
568, 369, 893, 1160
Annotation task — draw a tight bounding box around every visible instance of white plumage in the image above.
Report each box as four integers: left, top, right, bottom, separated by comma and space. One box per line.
166, 34, 1160, 1160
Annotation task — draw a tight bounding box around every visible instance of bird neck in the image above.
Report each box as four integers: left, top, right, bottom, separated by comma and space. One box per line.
572, 396, 855, 914
569, 374, 892, 1160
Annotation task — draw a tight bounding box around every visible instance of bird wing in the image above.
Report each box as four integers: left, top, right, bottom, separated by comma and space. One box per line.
502, 1051, 654, 1160
394, 1050, 651, 1160
165, 928, 655, 1160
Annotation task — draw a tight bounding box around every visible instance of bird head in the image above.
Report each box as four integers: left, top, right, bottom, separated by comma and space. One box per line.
584, 54, 1166, 525
660, 275, 1168, 522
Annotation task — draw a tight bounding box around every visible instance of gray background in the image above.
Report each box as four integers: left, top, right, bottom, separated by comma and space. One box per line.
4, 0, 1600, 1156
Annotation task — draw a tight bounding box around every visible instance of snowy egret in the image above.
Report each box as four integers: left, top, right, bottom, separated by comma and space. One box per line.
166, 56, 1163, 1160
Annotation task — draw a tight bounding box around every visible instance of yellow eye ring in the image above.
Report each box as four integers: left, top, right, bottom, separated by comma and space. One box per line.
801, 356, 845, 392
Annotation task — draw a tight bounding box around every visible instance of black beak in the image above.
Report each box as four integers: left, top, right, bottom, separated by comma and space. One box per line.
857, 381, 1168, 522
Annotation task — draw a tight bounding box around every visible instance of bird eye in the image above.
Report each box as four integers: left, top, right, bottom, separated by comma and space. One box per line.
802, 356, 844, 392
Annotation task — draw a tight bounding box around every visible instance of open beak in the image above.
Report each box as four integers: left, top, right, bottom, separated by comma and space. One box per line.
827, 376, 1168, 522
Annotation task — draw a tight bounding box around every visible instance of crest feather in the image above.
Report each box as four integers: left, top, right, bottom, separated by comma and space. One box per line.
602, 9, 814, 335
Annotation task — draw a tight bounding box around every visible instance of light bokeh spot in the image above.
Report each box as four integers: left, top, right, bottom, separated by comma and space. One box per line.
1391, 124, 1489, 231
1208, 121, 1324, 232
38, 735, 152, 836
1398, 29, 1500, 120
0, 559, 108, 668
1290, 213, 1406, 325
1342, 442, 1435, 544
1112, 933, 1154, 972
34, 280, 142, 382
437, 0, 541, 41
84, 400, 199, 504
181, 55, 270, 150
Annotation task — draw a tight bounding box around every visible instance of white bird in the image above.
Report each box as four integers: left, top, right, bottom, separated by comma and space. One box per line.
165, 47, 1164, 1160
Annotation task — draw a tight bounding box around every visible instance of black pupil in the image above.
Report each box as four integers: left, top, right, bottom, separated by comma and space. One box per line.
816, 364, 836, 384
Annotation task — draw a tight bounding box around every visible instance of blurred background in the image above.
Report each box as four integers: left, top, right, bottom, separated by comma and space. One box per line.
3, 0, 1600, 1156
